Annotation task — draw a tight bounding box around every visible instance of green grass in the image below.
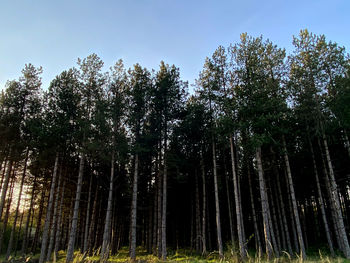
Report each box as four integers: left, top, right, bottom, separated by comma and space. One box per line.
1, 247, 350, 262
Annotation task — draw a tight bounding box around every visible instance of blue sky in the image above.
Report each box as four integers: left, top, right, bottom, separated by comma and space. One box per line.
0, 0, 349, 91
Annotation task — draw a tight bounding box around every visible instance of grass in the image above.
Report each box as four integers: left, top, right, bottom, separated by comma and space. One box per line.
1, 247, 350, 263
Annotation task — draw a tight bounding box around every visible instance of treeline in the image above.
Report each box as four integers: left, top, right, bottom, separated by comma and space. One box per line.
0, 29, 350, 262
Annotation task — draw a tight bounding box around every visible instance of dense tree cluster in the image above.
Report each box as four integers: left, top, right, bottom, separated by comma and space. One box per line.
0, 30, 350, 262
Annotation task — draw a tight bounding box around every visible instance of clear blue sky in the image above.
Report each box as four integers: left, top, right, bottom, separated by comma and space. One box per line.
1, 0, 349, 91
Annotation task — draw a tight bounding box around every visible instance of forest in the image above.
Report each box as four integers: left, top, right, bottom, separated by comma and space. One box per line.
0, 29, 350, 262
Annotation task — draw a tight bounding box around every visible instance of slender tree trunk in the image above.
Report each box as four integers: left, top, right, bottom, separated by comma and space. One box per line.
15, 204, 25, 256
161, 139, 168, 260
83, 175, 92, 254
46, 164, 63, 261
32, 187, 46, 253
282, 137, 306, 259
157, 163, 162, 258
230, 136, 246, 258
101, 153, 115, 260
266, 179, 279, 257
248, 165, 262, 256
6, 150, 28, 259
268, 180, 281, 255
0, 159, 8, 192
273, 179, 286, 252
87, 184, 98, 254
200, 153, 207, 255
276, 166, 292, 255
212, 138, 223, 257
66, 153, 85, 263
322, 133, 350, 258
255, 147, 273, 259
0, 175, 15, 253
130, 153, 139, 260
0, 158, 13, 219
152, 183, 158, 254
224, 161, 234, 248
39, 153, 59, 263
21, 175, 37, 256
308, 136, 335, 256
195, 169, 202, 253
55, 179, 66, 257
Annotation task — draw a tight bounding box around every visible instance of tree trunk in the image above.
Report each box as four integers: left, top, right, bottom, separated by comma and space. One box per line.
87, 184, 98, 254
273, 179, 287, 252
212, 138, 223, 257
39, 152, 59, 263
282, 137, 306, 259
6, 150, 28, 259
157, 162, 162, 258
268, 180, 281, 255
83, 175, 92, 254
248, 165, 262, 256
195, 169, 202, 253
0, 158, 13, 219
129, 153, 139, 260
0, 175, 15, 253
255, 147, 273, 259
46, 163, 63, 261
308, 137, 335, 256
322, 132, 350, 258
55, 178, 66, 257
161, 141, 168, 260
230, 136, 246, 258
0, 159, 8, 193
200, 154, 207, 255
66, 153, 85, 263
21, 174, 37, 256
266, 179, 279, 257
276, 166, 292, 254
32, 187, 46, 253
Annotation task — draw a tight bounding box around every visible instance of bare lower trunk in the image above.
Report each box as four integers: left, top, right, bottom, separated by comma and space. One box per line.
32, 188, 46, 253
322, 133, 350, 258
255, 147, 273, 259
101, 153, 115, 260
55, 179, 66, 257
230, 136, 246, 258
6, 151, 28, 259
248, 165, 262, 256
276, 166, 292, 254
82, 175, 92, 254
87, 184, 98, 254
0, 158, 13, 219
0, 175, 15, 253
129, 153, 138, 260
46, 164, 63, 261
21, 175, 37, 255
39, 152, 59, 263
265, 180, 279, 257
66, 153, 85, 263
273, 179, 286, 251
268, 180, 280, 256
195, 170, 202, 253
308, 137, 335, 256
212, 138, 223, 257
161, 147, 167, 260
200, 154, 207, 255
157, 165, 162, 258
282, 137, 306, 259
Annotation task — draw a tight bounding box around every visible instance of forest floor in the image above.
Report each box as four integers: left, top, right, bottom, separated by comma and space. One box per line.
1, 247, 350, 263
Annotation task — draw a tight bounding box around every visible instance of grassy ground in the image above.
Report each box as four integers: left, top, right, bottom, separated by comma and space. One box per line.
1, 247, 350, 263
